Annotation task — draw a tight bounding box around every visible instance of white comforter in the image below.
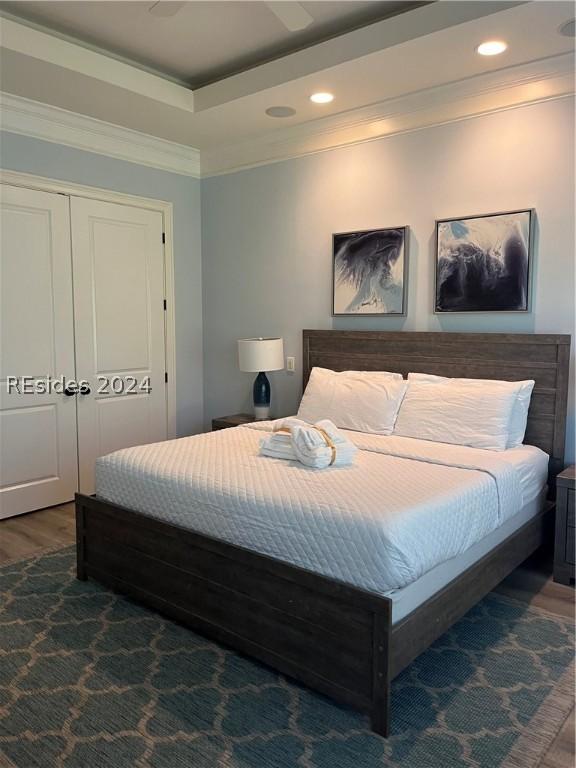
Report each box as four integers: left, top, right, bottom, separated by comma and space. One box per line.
95, 422, 530, 594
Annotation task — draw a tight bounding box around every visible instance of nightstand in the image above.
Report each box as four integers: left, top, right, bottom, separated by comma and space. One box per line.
554, 466, 575, 585
212, 413, 257, 431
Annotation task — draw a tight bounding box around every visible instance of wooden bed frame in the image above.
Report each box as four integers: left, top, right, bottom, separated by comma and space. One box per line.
76, 331, 570, 736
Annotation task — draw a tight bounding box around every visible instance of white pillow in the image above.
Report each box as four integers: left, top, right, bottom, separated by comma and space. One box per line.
393, 376, 522, 451
508, 382, 535, 447
407, 373, 535, 448
297, 367, 407, 435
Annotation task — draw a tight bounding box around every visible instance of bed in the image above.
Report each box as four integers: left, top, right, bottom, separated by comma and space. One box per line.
75, 330, 570, 736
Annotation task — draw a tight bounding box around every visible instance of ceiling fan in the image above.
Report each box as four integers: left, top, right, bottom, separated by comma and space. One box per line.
148, 1, 314, 31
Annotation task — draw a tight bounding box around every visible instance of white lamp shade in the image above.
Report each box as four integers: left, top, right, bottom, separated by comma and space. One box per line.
238, 337, 284, 372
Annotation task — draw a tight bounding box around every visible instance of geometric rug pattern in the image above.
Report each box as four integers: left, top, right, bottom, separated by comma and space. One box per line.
0, 547, 573, 768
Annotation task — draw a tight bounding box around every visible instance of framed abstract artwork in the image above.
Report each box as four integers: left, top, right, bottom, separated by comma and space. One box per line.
332, 227, 408, 316
435, 209, 533, 313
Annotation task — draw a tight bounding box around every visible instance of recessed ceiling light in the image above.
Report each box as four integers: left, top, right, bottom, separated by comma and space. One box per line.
476, 40, 508, 56
310, 92, 334, 104
265, 106, 296, 118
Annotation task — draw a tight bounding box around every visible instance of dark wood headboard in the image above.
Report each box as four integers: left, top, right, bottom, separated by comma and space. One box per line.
303, 330, 571, 476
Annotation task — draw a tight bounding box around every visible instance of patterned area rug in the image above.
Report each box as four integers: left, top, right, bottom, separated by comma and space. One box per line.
0, 548, 573, 768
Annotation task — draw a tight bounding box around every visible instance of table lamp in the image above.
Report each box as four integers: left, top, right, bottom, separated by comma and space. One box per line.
238, 337, 284, 420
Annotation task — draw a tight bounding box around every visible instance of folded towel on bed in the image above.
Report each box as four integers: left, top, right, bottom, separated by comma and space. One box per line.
292, 419, 357, 468
259, 418, 301, 461
260, 418, 357, 468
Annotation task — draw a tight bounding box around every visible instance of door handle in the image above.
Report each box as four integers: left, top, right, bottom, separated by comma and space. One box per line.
79, 383, 91, 395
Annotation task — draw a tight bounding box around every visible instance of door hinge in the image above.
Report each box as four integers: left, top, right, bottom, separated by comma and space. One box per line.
163, 299, 167, 310
165, 372, 168, 383
162, 232, 166, 244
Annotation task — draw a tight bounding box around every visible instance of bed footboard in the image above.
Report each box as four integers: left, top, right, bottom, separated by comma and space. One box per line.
75, 493, 553, 737
75, 493, 393, 736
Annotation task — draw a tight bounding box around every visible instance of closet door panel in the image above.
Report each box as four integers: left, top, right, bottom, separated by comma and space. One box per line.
0, 185, 78, 518
71, 198, 167, 494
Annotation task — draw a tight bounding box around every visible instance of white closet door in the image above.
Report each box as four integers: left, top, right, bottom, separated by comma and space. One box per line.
70, 197, 167, 494
0, 185, 78, 518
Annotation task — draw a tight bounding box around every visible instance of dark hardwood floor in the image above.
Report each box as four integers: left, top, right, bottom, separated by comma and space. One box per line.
0, 503, 76, 563
1, 503, 573, 766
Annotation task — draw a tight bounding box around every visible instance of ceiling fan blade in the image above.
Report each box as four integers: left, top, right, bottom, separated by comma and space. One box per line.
148, 1, 187, 18
266, 2, 314, 32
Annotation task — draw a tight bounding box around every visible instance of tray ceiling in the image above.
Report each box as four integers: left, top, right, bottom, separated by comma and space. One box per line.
0, 0, 420, 85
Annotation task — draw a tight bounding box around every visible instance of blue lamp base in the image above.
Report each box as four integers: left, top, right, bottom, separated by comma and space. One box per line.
253, 371, 271, 420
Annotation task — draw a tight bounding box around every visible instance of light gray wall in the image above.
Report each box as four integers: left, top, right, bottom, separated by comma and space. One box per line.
202, 97, 575, 462
0, 130, 203, 437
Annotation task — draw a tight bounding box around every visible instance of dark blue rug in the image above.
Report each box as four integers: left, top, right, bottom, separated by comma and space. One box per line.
0, 547, 573, 768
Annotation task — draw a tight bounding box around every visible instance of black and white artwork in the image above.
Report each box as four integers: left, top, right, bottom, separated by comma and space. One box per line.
332, 227, 407, 315
435, 210, 533, 313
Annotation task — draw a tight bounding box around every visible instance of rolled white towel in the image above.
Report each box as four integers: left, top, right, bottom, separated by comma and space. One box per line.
315, 419, 353, 444
277, 417, 309, 431
260, 419, 306, 460
260, 431, 297, 461
292, 419, 357, 469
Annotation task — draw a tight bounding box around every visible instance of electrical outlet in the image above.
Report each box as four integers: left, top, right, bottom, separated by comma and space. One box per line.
286, 356, 295, 372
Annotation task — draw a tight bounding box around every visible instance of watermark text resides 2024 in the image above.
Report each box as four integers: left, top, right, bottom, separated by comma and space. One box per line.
6, 375, 152, 395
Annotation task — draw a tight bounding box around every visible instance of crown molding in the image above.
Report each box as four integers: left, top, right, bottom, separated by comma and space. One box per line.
201, 53, 575, 177
0, 92, 201, 178
1, 53, 574, 180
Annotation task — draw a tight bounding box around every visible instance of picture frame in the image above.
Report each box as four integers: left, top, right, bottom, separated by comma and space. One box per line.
332, 226, 408, 316
434, 209, 534, 313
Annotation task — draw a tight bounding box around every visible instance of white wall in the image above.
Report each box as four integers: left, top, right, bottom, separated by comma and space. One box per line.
0, 130, 204, 437
202, 97, 575, 461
